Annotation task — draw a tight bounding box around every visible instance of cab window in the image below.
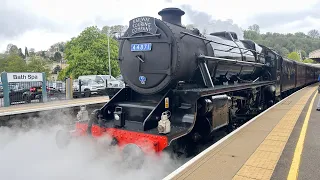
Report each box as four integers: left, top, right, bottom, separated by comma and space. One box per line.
95, 76, 104, 84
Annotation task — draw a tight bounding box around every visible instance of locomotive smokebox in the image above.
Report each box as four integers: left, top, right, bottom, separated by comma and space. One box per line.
158, 7, 185, 26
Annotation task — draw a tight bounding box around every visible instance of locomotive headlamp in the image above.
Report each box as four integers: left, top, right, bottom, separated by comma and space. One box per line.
114, 107, 125, 127
114, 114, 120, 120
158, 111, 171, 134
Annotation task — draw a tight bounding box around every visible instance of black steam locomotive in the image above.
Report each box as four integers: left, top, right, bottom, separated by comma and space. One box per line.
56, 7, 320, 158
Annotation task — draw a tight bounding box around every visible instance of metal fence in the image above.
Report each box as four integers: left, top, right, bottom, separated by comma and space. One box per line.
47, 81, 67, 101
72, 79, 121, 98
8, 81, 44, 105
0, 80, 66, 107
0, 74, 123, 108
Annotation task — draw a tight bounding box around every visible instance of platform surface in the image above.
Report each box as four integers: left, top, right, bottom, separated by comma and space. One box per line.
0, 96, 109, 116
272, 86, 320, 180
164, 83, 319, 180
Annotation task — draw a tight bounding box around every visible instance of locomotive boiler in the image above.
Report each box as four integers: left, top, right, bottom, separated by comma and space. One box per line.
120, 8, 270, 95
56, 7, 320, 161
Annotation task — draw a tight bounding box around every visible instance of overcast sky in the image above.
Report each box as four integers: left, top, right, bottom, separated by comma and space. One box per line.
1, 0, 319, 53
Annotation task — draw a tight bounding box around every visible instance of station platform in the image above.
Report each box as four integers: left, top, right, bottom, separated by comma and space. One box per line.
0, 96, 109, 117
164, 83, 320, 180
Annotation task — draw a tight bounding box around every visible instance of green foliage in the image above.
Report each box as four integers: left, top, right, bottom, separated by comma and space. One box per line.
243, 30, 261, 41
9, 45, 19, 55
54, 52, 62, 61
26, 56, 51, 75
49, 42, 66, 53
0, 54, 28, 72
287, 52, 301, 61
308, 29, 320, 39
40, 51, 46, 58
300, 50, 307, 59
248, 24, 260, 34
57, 68, 67, 81
0, 53, 7, 72
25, 47, 29, 57
64, 26, 120, 79
0, 54, 51, 79
101, 25, 128, 37
29, 48, 36, 56
303, 58, 316, 64
244, 27, 320, 57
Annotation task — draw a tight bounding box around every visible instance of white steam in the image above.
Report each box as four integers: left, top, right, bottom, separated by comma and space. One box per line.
181, 5, 244, 39
0, 113, 184, 180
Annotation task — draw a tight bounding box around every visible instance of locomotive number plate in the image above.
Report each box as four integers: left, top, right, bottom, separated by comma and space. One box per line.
131, 43, 152, 52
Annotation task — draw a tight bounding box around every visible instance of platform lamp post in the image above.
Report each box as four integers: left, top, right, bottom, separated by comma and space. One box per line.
107, 31, 118, 76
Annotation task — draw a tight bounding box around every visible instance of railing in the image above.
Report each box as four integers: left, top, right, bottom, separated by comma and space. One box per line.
0, 75, 122, 108
72, 79, 121, 99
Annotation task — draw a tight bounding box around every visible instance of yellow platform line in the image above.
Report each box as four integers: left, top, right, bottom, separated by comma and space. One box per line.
232, 87, 317, 180
287, 91, 317, 180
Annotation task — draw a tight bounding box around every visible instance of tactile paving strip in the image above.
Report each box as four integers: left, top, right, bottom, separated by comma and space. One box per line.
232, 88, 316, 180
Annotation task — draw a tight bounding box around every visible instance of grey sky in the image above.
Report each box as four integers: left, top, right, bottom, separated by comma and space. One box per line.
249, 2, 320, 29
0, 6, 60, 39
0, 0, 319, 52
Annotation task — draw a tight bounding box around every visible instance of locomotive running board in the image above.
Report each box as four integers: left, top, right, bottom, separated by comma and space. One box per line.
197, 55, 266, 67
174, 81, 276, 99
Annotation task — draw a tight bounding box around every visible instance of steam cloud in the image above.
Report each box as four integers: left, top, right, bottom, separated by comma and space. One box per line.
0, 109, 184, 180
181, 5, 244, 39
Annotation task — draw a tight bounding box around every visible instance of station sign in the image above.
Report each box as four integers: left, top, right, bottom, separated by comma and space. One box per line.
7, 72, 43, 82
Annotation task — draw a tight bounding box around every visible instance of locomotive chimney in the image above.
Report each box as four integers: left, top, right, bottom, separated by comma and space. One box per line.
158, 7, 185, 26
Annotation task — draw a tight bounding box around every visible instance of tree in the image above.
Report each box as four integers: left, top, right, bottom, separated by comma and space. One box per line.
0, 53, 8, 72
59, 42, 66, 52
2, 54, 28, 72
308, 29, 320, 38
25, 47, 29, 57
29, 48, 35, 56
243, 26, 320, 58
26, 56, 51, 75
57, 68, 67, 81
101, 25, 128, 38
64, 26, 120, 79
54, 52, 62, 61
248, 24, 260, 34
9, 45, 19, 55
18, 48, 25, 59
49, 42, 66, 53
101, 26, 110, 35
6, 44, 13, 54
294, 32, 307, 38
52, 65, 62, 74
244, 30, 261, 41
40, 51, 46, 58
300, 50, 307, 59
287, 52, 301, 61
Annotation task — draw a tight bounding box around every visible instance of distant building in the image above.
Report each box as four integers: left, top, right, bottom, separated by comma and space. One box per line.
309, 49, 320, 62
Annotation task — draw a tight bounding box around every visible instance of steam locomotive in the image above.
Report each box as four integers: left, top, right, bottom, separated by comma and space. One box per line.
56, 7, 320, 159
